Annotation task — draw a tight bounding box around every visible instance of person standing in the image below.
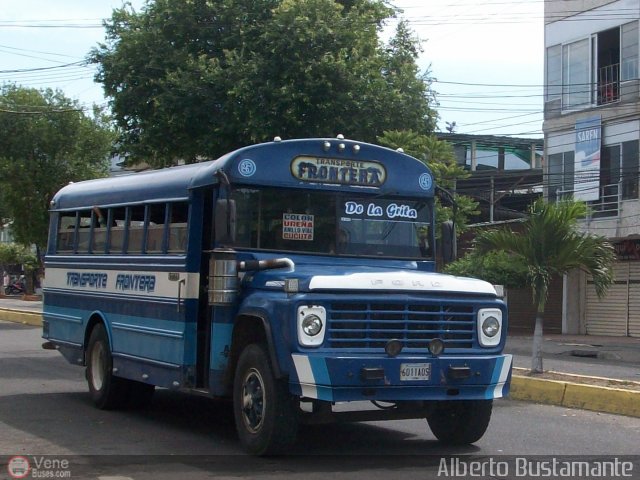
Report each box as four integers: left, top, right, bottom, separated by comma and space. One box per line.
2, 271, 10, 295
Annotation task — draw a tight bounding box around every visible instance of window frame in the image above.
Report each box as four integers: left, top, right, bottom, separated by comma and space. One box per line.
54, 201, 190, 255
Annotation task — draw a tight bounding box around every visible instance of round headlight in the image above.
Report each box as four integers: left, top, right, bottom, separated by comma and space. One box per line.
385, 339, 403, 358
428, 338, 445, 356
302, 314, 323, 336
482, 316, 500, 338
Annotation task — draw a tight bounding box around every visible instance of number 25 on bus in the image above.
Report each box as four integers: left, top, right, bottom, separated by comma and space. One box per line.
43, 136, 511, 455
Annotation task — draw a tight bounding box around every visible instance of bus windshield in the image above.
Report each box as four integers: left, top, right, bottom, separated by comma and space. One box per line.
231, 187, 433, 260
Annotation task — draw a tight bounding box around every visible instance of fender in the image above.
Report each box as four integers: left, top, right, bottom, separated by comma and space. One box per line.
233, 308, 283, 379
83, 310, 110, 364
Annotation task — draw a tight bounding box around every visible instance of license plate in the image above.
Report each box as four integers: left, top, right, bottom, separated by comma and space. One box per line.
400, 363, 431, 381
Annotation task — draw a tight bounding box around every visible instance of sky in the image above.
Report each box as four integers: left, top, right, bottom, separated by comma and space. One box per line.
0, 0, 543, 139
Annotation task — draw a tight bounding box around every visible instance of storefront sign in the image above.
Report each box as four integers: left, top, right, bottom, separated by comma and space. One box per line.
614, 239, 640, 261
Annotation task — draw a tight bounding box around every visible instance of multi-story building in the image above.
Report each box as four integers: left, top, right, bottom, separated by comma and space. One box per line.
543, 0, 640, 337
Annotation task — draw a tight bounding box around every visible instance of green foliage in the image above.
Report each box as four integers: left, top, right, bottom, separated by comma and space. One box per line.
0, 243, 37, 271
444, 250, 528, 288
91, 0, 437, 166
0, 85, 113, 250
377, 129, 467, 187
0, 243, 23, 267
377, 130, 478, 233
475, 199, 615, 311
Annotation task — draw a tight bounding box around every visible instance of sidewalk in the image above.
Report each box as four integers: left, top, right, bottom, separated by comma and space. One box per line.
0, 295, 43, 326
1, 295, 639, 416
0, 295, 42, 312
506, 333, 640, 382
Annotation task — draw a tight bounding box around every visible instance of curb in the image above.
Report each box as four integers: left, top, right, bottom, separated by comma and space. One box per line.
0, 308, 42, 327
1, 310, 639, 418
510, 374, 640, 418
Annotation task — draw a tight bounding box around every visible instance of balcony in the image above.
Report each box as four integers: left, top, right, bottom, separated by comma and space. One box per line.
587, 182, 620, 219
598, 63, 620, 105
554, 183, 620, 219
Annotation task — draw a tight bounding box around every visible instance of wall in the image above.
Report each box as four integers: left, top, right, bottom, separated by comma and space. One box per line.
507, 276, 563, 334
546, 0, 628, 26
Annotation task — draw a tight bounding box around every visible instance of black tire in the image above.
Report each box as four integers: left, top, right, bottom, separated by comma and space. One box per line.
233, 344, 299, 455
86, 323, 129, 410
427, 399, 493, 445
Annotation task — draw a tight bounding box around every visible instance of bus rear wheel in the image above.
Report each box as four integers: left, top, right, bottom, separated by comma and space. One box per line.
233, 344, 298, 455
86, 324, 129, 410
427, 399, 493, 445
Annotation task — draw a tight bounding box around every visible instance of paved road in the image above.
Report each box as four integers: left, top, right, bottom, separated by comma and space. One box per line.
2, 321, 640, 479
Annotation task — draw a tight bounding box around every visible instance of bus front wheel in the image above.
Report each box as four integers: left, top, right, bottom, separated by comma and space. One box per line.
427, 399, 493, 445
233, 344, 299, 455
86, 323, 129, 410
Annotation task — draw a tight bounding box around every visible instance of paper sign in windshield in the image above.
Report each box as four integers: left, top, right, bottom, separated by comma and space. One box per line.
283, 213, 314, 241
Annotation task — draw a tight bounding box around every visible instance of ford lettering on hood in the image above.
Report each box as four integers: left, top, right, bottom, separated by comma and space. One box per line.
308, 271, 497, 295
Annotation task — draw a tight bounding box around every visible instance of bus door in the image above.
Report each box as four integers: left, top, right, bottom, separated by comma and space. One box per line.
195, 189, 214, 389
196, 191, 237, 394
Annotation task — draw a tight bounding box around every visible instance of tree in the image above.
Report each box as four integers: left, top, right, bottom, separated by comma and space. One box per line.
444, 250, 529, 288
0, 85, 113, 253
377, 130, 479, 234
0, 243, 26, 272
474, 199, 615, 373
90, 0, 437, 167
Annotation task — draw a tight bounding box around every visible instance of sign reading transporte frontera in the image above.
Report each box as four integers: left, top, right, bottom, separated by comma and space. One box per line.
291, 156, 386, 187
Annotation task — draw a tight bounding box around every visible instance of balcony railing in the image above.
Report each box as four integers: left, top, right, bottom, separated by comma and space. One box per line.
598, 63, 620, 105
587, 182, 621, 219
555, 182, 621, 219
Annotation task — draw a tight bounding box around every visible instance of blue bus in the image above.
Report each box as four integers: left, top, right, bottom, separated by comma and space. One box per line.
43, 137, 511, 455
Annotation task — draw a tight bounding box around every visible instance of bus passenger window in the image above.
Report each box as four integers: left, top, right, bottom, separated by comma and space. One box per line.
92, 208, 107, 254
127, 205, 146, 254
109, 207, 127, 253
57, 212, 76, 253
76, 210, 92, 253
146, 204, 165, 254
168, 202, 188, 253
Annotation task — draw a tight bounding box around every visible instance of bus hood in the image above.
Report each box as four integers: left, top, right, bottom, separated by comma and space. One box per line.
245, 263, 498, 296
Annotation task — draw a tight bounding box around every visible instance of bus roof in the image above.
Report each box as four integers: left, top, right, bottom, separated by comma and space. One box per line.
51, 138, 435, 210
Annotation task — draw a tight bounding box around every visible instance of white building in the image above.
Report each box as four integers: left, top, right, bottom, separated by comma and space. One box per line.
544, 0, 640, 337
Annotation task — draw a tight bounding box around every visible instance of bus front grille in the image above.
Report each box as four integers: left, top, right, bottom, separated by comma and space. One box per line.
326, 302, 476, 350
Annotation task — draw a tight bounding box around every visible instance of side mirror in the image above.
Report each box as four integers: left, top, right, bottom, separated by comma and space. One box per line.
440, 220, 456, 265
215, 199, 236, 245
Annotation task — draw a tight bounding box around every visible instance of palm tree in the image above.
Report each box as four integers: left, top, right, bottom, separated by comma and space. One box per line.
474, 199, 615, 373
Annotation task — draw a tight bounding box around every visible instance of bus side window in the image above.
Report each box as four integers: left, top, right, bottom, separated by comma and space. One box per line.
146, 204, 165, 254
57, 212, 77, 253
92, 208, 107, 254
77, 210, 92, 253
109, 207, 127, 253
168, 202, 188, 253
127, 205, 146, 254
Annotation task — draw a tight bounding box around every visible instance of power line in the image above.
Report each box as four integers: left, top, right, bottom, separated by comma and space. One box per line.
0, 61, 87, 74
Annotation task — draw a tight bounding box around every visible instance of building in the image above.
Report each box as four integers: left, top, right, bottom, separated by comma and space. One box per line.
543, 0, 640, 337
438, 133, 543, 223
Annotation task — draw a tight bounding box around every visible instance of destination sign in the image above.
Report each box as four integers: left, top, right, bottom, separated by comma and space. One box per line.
291, 156, 386, 187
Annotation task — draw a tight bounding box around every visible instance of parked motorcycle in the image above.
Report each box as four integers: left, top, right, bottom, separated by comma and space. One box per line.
4, 280, 25, 295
